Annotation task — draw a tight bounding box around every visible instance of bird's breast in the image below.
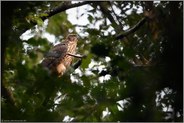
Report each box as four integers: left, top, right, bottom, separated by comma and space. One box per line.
56, 41, 77, 76
63, 55, 73, 67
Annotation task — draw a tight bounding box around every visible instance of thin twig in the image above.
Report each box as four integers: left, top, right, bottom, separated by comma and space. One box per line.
67, 53, 86, 58
109, 1, 123, 29
98, 2, 120, 33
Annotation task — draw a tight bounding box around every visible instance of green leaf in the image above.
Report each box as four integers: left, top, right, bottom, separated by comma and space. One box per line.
39, 13, 49, 17
88, 14, 93, 23
81, 53, 93, 70
36, 17, 44, 26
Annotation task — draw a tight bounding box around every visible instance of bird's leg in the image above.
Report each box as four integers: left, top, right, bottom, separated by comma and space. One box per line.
67, 53, 86, 58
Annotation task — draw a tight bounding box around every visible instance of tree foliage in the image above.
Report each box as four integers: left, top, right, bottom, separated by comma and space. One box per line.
2, 1, 183, 122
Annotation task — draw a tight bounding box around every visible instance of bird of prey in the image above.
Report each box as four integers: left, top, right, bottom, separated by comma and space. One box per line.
42, 34, 83, 77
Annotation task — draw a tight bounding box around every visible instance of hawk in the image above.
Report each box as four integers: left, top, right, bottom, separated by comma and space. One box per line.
42, 34, 83, 77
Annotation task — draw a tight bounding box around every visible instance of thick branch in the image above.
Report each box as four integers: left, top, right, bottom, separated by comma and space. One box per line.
115, 17, 147, 40
2, 83, 16, 107
41, 1, 91, 21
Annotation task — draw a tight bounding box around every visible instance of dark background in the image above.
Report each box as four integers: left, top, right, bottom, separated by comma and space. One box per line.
1, 1, 183, 122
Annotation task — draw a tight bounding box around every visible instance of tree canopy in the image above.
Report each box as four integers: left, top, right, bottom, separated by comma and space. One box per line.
1, 1, 183, 122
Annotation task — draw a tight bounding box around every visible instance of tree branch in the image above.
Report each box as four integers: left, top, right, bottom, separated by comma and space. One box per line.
115, 17, 147, 40
2, 82, 16, 107
97, 2, 121, 33
67, 53, 86, 58
22, 1, 92, 34
41, 1, 91, 21
96, 2, 147, 41
109, 1, 124, 29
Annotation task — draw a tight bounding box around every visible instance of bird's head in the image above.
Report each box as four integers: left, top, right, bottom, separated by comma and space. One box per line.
67, 34, 78, 42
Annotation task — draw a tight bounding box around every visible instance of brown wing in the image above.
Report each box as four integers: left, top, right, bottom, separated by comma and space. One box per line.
42, 42, 68, 69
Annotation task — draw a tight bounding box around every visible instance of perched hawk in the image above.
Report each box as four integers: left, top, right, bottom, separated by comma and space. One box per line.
42, 34, 82, 77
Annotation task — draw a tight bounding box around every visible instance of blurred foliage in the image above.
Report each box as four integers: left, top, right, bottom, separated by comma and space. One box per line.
46, 12, 74, 37
1, 1, 183, 122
